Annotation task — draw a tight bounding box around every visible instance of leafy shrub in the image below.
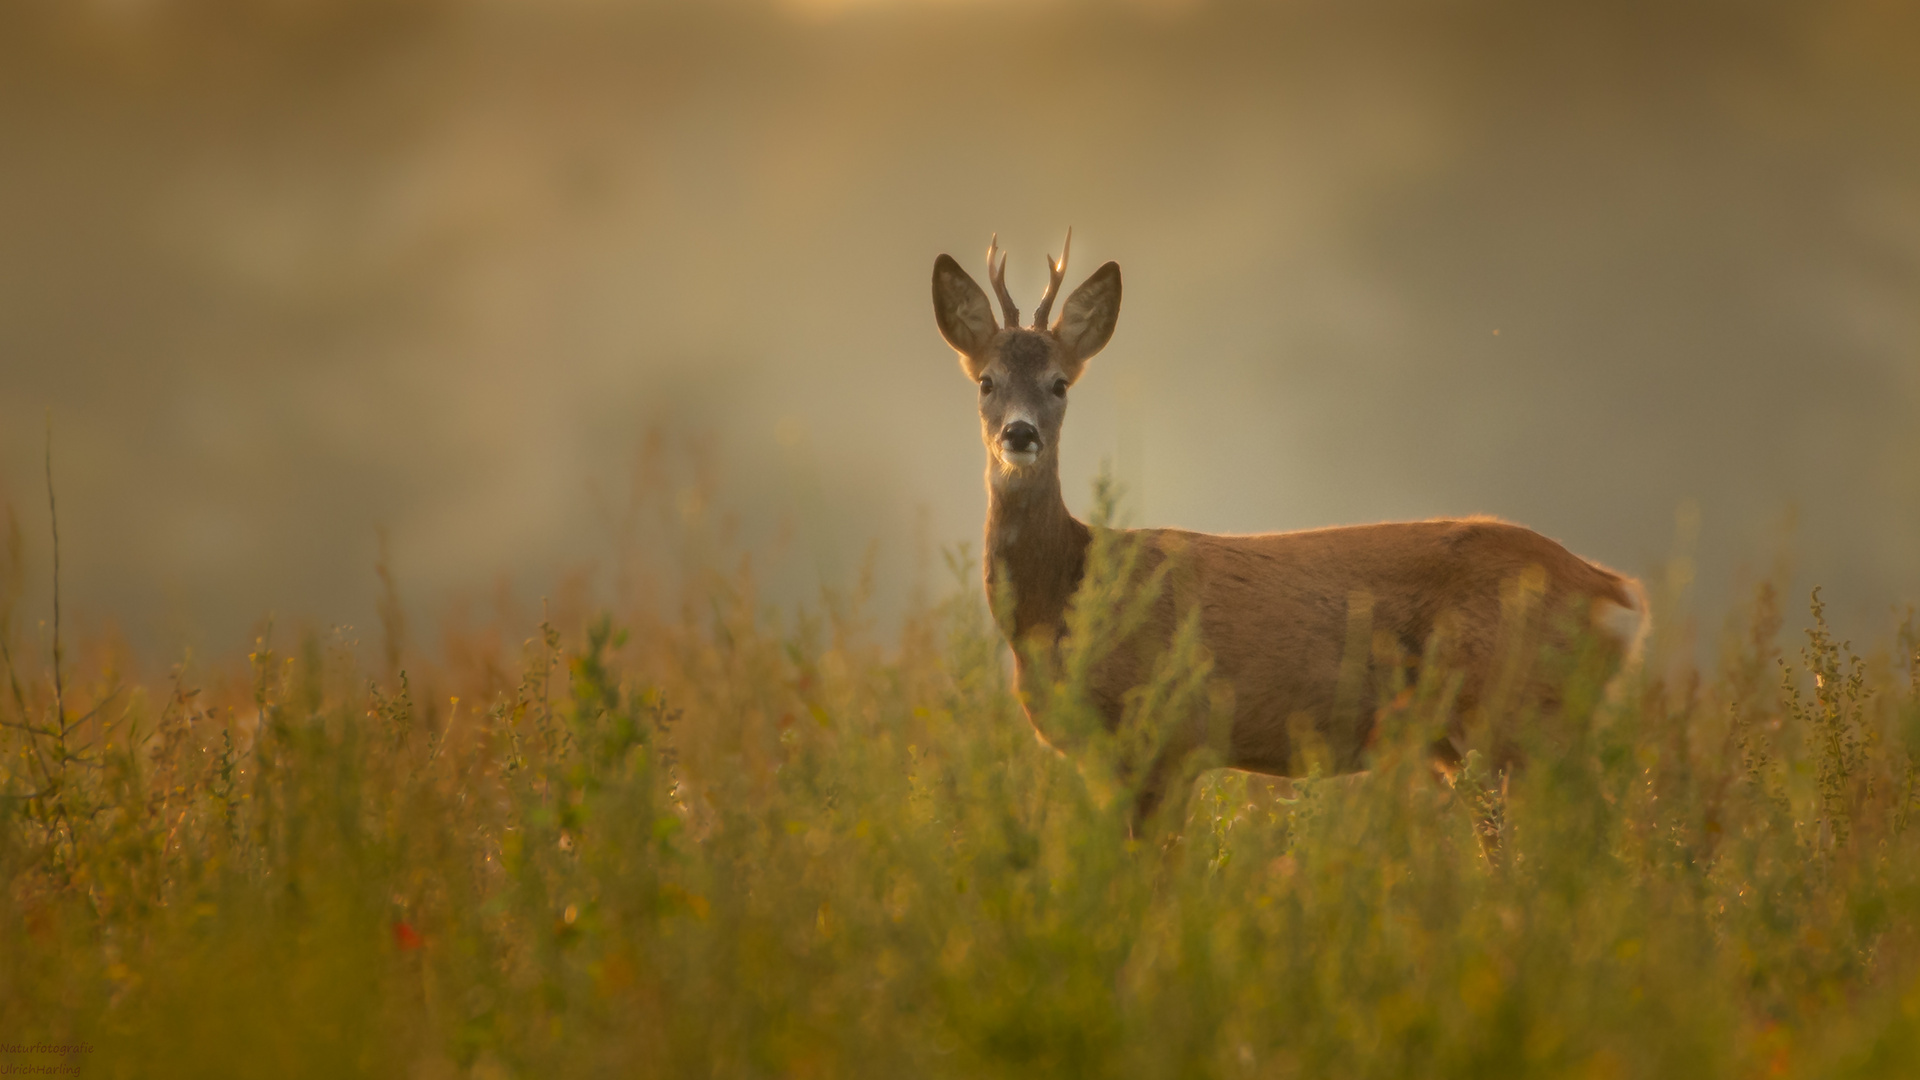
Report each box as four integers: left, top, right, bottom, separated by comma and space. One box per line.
4, 493, 1920, 1079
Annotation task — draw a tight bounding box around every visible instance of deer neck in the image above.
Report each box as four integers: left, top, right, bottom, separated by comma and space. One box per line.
984, 463, 1090, 643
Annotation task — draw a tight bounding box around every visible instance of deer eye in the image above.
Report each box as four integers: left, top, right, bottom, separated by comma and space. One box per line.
979, 377, 994, 395
1051, 378, 1069, 398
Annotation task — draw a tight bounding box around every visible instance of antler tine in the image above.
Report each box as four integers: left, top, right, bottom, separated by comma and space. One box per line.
1030, 227, 1072, 330
986, 233, 1019, 329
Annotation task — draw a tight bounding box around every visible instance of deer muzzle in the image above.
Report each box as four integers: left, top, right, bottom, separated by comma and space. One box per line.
999, 420, 1041, 465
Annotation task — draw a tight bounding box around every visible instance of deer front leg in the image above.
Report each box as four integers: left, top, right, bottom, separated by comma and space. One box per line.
1126, 728, 1208, 839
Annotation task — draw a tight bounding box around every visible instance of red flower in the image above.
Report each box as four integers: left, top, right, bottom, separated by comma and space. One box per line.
392, 920, 424, 951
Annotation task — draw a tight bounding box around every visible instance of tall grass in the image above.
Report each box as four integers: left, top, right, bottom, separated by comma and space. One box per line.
3, 484, 1919, 1079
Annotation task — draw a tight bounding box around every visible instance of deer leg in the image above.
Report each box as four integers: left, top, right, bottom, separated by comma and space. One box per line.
1429, 737, 1508, 863
1127, 738, 1203, 839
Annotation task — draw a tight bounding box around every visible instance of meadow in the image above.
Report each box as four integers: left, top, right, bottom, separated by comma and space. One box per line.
3, 475, 1920, 1080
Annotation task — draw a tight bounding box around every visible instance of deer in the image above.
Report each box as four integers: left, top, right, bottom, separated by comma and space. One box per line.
930, 231, 1650, 836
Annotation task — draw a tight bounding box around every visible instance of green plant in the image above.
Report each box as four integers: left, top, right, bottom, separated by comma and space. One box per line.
3, 483, 1919, 1078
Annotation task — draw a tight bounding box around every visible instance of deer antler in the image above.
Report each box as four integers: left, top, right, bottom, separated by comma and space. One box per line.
1031, 227, 1072, 330
986, 234, 1019, 330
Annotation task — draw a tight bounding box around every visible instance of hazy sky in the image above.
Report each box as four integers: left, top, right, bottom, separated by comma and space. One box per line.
2, 0, 1917, 656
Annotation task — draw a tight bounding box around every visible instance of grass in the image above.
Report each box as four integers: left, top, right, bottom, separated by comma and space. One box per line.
3, 478, 1920, 1079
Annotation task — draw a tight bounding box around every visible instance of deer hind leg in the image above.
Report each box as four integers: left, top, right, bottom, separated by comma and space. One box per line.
1593, 579, 1652, 707
1428, 734, 1509, 863
1458, 755, 1510, 864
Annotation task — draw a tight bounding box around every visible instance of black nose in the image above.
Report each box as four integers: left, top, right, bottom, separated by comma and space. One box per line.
1000, 421, 1040, 453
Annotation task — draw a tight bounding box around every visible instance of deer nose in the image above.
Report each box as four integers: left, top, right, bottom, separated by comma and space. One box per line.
1000, 421, 1041, 454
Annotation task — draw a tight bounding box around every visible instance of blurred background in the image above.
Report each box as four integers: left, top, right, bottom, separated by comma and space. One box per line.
1, 0, 1916, 658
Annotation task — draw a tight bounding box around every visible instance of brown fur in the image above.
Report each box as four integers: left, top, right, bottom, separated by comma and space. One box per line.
933, 237, 1647, 829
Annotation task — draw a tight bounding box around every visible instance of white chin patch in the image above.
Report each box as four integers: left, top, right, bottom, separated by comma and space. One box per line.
1000, 447, 1040, 468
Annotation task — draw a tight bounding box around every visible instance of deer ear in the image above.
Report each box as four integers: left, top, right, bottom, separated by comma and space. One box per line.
932, 254, 997, 366
1054, 261, 1121, 366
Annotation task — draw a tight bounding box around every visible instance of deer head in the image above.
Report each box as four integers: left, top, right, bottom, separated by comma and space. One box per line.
931, 231, 1122, 483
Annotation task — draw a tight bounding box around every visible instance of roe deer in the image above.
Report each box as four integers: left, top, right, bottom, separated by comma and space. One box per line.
930, 231, 1649, 832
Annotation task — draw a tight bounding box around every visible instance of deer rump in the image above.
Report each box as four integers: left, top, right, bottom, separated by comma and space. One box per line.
1009, 515, 1645, 793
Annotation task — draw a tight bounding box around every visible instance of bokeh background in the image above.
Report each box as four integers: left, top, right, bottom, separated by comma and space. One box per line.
2, 0, 1916, 657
